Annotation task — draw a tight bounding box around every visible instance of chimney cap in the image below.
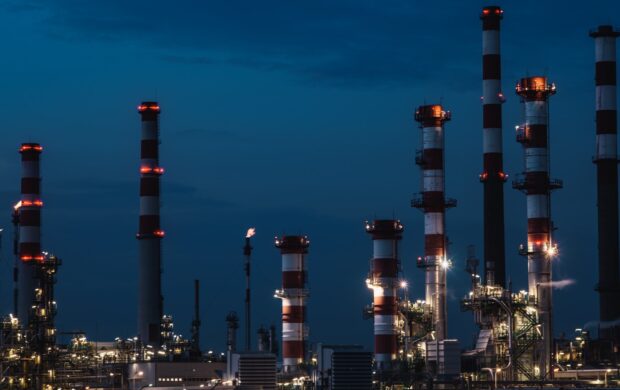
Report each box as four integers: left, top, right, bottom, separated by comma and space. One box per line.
590, 25, 620, 38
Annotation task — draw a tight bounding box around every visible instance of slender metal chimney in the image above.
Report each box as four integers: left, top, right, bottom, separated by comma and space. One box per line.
274, 235, 309, 373
412, 104, 455, 341
137, 101, 164, 345
365, 219, 403, 371
514, 76, 561, 379
244, 228, 255, 351
480, 6, 507, 287
226, 311, 239, 352
17, 142, 43, 326
591, 25, 620, 344
190, 279, 201, 359
269, 324, 278, 356
12, 203, 20, 315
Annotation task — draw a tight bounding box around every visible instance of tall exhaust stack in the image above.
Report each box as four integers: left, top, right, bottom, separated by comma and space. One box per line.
12, 202, 20, 315
365, 219, 403, 370
190, 279, 201, 359
226, 311, 239, 352
244, 228, 256, 351
274, 235, 309, 373
590, 25, 620, 344
16, 142, 43, 325
480, 6, 507, 287
137, 101, 164, 345
514, 77, 561, 379
413, 104, 455, 341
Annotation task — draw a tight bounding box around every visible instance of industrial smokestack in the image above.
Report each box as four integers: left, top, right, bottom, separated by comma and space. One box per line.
190, 279, 201, 359
226, 311, 239, 352
514, 76, 561, 379
480, 6, 507, 287
590, 25, 620, 344
413, 104, 454, 341
365, 219, 403, 371
244, 228, 255, 351
16, 142, 43, 325
274, 235, 309, 373
137, 101, 164, 345
12, 203, 19, 315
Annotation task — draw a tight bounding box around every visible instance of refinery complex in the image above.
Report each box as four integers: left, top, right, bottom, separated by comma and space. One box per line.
1, 5, 620, 390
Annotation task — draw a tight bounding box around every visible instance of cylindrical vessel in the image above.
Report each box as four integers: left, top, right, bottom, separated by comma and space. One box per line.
480, 6, 506, 287
275, 235, 309, 373
515, 76, 560, 379
365, 220, 403, 370
591, 25, 620, 343
17, 142, 43, 325
137, 101, 164, 345
413, 104, 453, 341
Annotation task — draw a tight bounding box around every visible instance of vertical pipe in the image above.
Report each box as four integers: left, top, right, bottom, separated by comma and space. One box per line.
275, 235, 309, 373
515, 77, 560, 379
590, 25, 620, 344
191, 279, 201, 358
244, 235, 253, 351
365, 219, 403, 370
226, 311, 239, 352
137, 101, 164, 346
413, 104, 454, 341
17, 142, 43, 326
480, 6, 506, 287
12, 205, 19, 316
269, 324, 278, 356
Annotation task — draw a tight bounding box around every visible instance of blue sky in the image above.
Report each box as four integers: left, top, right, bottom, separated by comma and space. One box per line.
0, 0, 617, 352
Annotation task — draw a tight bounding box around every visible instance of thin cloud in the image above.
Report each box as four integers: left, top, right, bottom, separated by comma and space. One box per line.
12, 0, 480, 88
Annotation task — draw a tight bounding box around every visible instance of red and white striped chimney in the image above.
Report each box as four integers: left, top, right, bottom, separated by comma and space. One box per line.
274, 235, 309, 373
480, 6, 507, 287
413, 104, 454, 342
17, 142, 43, 325
590, 25, 620, 344
365, 220, 403, 370
137, 101, 164, 345
514, 77, 561, 379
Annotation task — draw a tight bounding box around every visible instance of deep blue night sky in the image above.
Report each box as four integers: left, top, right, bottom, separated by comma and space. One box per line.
0, 0, 618, 353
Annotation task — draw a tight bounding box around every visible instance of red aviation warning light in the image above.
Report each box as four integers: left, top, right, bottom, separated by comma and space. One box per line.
138, 102, 161, 113
20, 200, 43, 207
20, 254, 45, 262
19, 144, 43, 153
481, 6, 503, 18
140, 166, 165, 175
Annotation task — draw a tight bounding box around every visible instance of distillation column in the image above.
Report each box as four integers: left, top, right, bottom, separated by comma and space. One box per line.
137, 101, 165, 345
16, 143, 43, 325
275, 235, 309, 373
591, 25, 620, 344
365, 220, 403, 370
413, 104, 454, 341
480, 5, 506, 287
514, 77, 561, 379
